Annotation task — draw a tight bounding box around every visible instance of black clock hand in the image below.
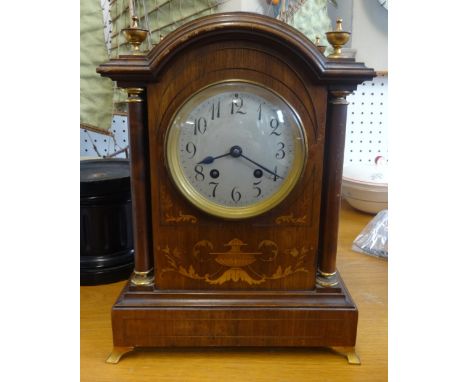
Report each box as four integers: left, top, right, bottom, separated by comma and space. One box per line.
239, 153, 284, 180
197, 145, 244, 164
197, 152, 230, 164
198, 146, 283, 180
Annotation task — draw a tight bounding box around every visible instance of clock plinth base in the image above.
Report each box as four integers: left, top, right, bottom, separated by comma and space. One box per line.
105, 346, 135, 364
108, 272, 359, 363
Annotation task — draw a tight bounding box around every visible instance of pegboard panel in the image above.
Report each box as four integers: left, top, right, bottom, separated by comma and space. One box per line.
344, 74, 388, 165
80, 114, 129, 158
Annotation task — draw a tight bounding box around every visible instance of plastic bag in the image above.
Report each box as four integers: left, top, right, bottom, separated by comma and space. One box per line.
352, 209, 388, 260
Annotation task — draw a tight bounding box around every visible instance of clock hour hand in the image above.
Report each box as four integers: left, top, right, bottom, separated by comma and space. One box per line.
197, 145, 244, 164
197, 152, 230, 165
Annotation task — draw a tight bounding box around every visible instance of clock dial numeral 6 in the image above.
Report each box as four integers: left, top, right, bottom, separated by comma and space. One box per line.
231, 187, 242, 203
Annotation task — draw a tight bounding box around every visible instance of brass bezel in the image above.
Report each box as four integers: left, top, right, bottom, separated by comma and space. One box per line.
164, 80, 308, 220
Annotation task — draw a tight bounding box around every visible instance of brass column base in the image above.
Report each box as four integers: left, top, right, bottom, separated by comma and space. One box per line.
130, 268, 154, 286
106, 346, 135, 364
330, 346, 361, 365
316, 269, 339, 287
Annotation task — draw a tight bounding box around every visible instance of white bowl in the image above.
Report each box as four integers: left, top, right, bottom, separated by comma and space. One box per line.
342, 162, 388, 214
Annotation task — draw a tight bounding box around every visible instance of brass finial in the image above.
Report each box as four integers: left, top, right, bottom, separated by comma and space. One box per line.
122, 15, 149, 55
335, 18, 343, 31
314, 36, 327, 54
325, 18, 351, 59
130, 15, 139, 28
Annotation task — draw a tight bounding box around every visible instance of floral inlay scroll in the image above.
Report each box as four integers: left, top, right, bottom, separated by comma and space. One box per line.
160, 238, 310, 285
160, 183, 197, 223
164, 211, 197, 223
275, 213, 307, 225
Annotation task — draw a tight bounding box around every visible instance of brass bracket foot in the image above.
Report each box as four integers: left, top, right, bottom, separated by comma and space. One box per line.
330, 346, 361, 365
106, 346, 135, 364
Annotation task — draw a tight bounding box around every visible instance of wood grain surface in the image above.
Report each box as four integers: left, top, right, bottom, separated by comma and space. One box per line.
81, 200, 388, 381
96, 12, 377, 352
146, 36, 328, 291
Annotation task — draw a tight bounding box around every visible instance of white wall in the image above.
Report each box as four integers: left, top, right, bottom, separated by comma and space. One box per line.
328, 0, 388, 71
352, 0, 387, 71
327, 0, 353, 40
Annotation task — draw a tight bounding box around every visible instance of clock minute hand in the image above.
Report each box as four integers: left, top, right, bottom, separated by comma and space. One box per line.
239, 153, 284, 180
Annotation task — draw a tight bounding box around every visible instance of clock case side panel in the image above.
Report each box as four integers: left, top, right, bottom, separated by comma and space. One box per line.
147, 38, 327, 291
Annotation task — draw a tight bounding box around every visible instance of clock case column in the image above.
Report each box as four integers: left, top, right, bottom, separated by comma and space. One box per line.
97, 12, 375, 364
125, 87, 154, 289
317, 89, 352, 287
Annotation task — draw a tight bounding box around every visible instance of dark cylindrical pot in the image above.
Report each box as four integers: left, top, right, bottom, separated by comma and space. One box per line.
80, 159, 134, 285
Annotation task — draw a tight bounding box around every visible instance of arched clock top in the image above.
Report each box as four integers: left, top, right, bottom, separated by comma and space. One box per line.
97, 12, 375, 86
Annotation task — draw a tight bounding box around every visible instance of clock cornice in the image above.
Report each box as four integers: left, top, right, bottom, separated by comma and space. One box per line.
97, 12, 375, 86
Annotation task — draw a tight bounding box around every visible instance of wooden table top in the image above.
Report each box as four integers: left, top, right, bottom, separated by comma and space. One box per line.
81, 200, 388, 381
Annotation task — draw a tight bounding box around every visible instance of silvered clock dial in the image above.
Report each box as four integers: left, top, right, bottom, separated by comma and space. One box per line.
165, 81, 307, 219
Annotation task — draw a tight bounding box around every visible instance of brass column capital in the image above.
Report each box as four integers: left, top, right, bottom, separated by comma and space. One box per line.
329, 90, 351, 105
126, 87, 145, 103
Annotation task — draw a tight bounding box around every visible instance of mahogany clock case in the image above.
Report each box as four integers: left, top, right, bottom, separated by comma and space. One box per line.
97, 12, 375, 351
148, 36, 326, 291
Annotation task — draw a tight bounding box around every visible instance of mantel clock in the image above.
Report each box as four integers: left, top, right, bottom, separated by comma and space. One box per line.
97, 12, 375, 364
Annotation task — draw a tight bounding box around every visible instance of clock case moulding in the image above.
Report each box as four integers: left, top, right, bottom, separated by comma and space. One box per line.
97, 12, 375, 364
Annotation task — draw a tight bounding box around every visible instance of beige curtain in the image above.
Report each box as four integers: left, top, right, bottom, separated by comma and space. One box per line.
290, 0, 332, 53
110, 0, 221, 56
80, 0, 114, 132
